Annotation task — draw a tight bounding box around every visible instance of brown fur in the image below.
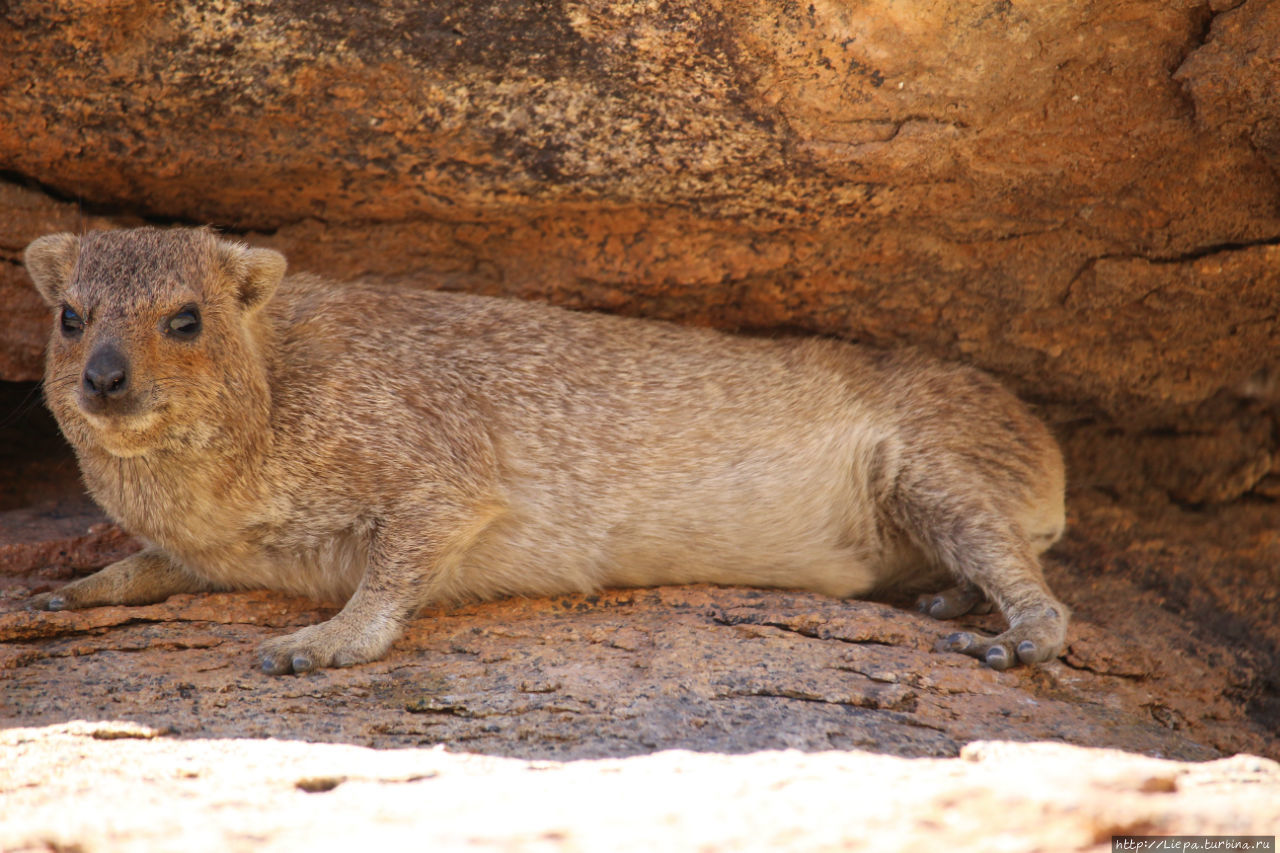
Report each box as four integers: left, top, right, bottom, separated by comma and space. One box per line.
24, 226, 1069, 674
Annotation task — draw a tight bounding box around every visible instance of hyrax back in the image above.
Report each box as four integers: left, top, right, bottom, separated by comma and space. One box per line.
24, 226, 1068, 674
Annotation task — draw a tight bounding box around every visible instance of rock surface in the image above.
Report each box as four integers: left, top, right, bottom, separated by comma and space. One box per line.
0, 380, 1276, 767
2, 724, 1277, 852
2, 0, 1279, 417
1, 418, 1278, 767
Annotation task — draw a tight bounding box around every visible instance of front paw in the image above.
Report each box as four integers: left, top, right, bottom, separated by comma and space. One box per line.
258, 620, 394, 676
26, 591, 71, 612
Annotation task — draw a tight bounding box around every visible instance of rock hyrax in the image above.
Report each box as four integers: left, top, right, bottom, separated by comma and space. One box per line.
24, 226, 1069, 674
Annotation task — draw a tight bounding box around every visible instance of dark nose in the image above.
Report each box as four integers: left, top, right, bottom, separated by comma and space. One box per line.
83, 345, 130, 398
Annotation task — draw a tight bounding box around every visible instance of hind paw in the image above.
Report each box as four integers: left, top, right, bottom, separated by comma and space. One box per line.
940, 606, 1067, 670
916, 583, 992, 620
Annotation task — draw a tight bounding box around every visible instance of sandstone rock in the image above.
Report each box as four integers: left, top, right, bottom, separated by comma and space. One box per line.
1, 384, 1278, 846
1177, 0, 1280, 177
1064, 400, 1279, 504
0, 266, 48, 384
0, 504, 138, 581
0, 374, 1276, 764
1, 1, 1278, 420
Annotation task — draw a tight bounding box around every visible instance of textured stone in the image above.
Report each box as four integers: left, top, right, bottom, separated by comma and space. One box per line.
0, 726, 1276, 852
1, 0, 1278, 420
0, 266, 48, 384
1177, 0, 1280, 176
0, 369, 1276, 765
4, 1, 1280, 507
1, 387, 1278, 847
0, 504, 138, 580
1, 485, 1277, 762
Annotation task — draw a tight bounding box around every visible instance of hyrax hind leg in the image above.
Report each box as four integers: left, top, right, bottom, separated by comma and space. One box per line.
915, 581, 993, 620
891, 477, 1069, 670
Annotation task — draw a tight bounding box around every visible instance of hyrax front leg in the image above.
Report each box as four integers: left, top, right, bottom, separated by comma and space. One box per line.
27, 548, 214, 611
258, 503, 492, 675
257, 568, 412, 675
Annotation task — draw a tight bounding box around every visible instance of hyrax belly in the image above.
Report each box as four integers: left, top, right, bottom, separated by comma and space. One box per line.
450, 424, 897, 603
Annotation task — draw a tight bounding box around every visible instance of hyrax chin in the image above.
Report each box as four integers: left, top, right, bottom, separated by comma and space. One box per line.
23, 226, 1069, 675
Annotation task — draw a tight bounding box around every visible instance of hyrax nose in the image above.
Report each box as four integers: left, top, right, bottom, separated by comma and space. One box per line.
83, 345, 130, 398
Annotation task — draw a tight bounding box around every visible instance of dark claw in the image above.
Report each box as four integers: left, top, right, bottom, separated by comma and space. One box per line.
916, 597, 934, 614
261, 655, 291, 676
946, 631, 974, 653
984, 646, 1010, 670
291, 654, 315, 673
1016, 640, 1038, 663
46, 595, 67, 611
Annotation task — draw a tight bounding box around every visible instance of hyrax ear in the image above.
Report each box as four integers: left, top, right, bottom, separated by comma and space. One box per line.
24, 233, 81, 307
218, 240, 287, 311
239, 248, 287, 309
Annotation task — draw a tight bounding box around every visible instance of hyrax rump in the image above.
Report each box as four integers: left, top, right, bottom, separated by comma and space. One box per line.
24, 226, 1069, 675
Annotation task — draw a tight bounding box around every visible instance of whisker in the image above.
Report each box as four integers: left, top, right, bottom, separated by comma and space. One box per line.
0, 384, 49, 430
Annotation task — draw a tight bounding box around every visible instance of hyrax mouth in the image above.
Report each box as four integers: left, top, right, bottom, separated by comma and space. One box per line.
78, 405, 165, 458
78, 392, 151, 419
80, 406, 160, 429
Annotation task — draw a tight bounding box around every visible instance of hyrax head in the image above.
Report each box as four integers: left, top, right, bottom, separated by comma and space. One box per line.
24, 227, 286, 458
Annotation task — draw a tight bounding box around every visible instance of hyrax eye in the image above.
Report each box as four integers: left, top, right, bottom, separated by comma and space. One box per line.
166, 306, 202, 340
60, 305, 85, 337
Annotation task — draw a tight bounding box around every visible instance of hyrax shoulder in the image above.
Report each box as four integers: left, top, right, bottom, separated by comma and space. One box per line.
24, 226, 1068, 675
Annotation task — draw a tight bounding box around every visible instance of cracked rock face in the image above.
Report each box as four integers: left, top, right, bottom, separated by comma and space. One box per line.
3, 498, 1280, 850
1, 550, 1277, 763
1, 393, 1278, 767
